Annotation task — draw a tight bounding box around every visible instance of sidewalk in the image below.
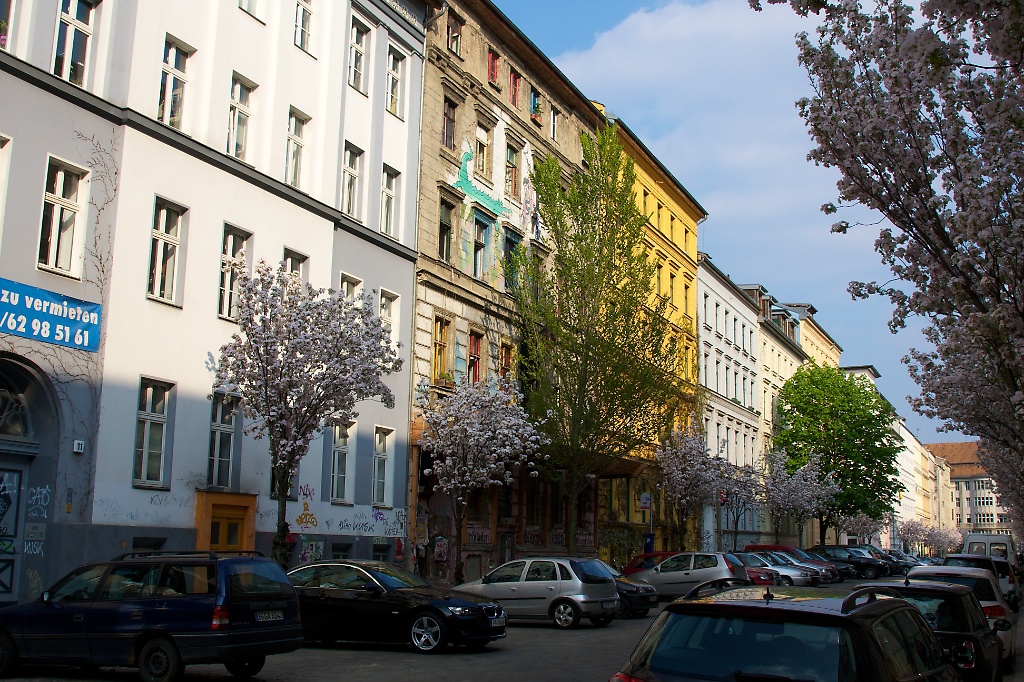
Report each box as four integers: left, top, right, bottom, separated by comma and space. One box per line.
1010, 612, 1024, 681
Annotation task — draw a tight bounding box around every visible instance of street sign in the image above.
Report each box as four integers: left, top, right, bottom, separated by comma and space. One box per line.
638, 492, 652, 511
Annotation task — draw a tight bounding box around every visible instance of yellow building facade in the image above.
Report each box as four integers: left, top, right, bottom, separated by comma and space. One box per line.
596, 115, 707, 564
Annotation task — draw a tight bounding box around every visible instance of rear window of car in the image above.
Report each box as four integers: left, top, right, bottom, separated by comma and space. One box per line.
635, 611, 857, 682
944, 557, 995, 574
226, 561, 294, 599
915, 575, 997, 602
570, 559, 614, 584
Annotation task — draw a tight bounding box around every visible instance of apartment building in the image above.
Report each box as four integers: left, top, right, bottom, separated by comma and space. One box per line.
928, 441, 1013, 535
0, 0, 430, 602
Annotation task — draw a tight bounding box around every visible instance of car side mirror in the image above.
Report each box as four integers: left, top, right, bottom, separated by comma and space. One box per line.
994, 618, 1013, 632
948, 642, 975, 667
654, 566, 661, 573
41, 591, 51, 605
362, 582, 382, 595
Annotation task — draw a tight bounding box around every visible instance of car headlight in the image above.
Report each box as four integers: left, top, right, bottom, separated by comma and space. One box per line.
448, 606, 475, 616
619, 584, 640, 593
800, 571, 811, 577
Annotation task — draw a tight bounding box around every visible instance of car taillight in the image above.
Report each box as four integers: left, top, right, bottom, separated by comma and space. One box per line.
959, 640, 976, 669
728, 562, 739, 576
983, 604, 1007, 619
610, 674, 644, 682
212, 604, 230, 630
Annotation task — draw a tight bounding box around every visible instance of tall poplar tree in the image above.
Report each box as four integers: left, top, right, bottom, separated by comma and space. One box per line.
508, 124, 689, 555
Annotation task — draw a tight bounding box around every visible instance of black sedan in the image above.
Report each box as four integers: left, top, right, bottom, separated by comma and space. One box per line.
861, 580, 1010, 682
287, 561, 506, 653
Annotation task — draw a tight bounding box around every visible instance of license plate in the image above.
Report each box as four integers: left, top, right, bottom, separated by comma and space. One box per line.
602, 600, 616, 608
255, 610, 284, 622
490, 616, 505, 627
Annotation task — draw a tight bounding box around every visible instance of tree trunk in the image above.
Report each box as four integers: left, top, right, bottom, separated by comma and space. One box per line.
271, 458, 292, 569
732, 512, 741, 552
566, 499, 578, 556
818, 514, 827, 546
452, 497, 465, 585
774, 514, 782, 543
797, 521, 805, 549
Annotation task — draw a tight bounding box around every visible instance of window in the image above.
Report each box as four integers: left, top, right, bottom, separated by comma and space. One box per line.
655, 264, 663, 297
386, 49, 403, 116
283, 249, 307, 280
134, 379, 172, 487
668, 273, 675, 306
238, 0, 258, 13
549, 107, 559, 141
349, 21, 368, 92
339, 273, 361, 301
503, 228, 520, 289
0, 0, 10, 50
53, 0, 92, 86
433, 317, 450, 383
294, 0, 312, 52
438, 200, 453, 262
158, 40, 189, 129
446, 11, 462, 56
285, 109, 307, 188
373, 427, 392, 506
38, 159, 84, 274
529, 87, 541, 121
379, 290, 397, 333
487, 49, 499, 85
219, 227, 249, 319
499, 343, 513, 377
442, 98, 457, 150
207, 392, 237, 488
147, 199, 183, 302
509, 69, 521, 107
227, 75, 253, 161
380, 168, 398, 237
342, 144, 362, 218
468, 332, 483, 383
331, 423, 351, 502
473, 219, 487, 278
475, 125, 491, 179
505, 145, 519, 196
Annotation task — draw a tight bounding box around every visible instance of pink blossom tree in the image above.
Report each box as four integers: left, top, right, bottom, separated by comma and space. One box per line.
761, 450, 839, 545
216, 260, 403, 567
897, 518, 928, 554
838, 512, 889, 545
924, 526, 964, 556
655, 422, 725, 550
419, 376, 547, 583
720, 462, 761, 552
751, 0, 1024, 524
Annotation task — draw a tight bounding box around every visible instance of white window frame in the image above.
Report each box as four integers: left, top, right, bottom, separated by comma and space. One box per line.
339, 273, 362, 302
283, 248, 308, 282
330, 423, 354, 503
372, 426, 393, 507
285, 108, 307, 188
349, 20, 368, 93
505, 145, 519, 197
294, 0, 312, 52
475, 125, 491, 180
52, 0, 93, 86
386, 48, 404, 117
219, 226, 250, 320
238, 0, 258, 14
134, 379, 172, 488
38, 158, 86, 275
147, 198, 184, 303
380, 290, 397, 342
342, 144, 362, 219
227, 74, 254, 161
208, 392, 237, 488
158, 39, 189, 129
550, 107, 559, 141
380, 167, 398, 237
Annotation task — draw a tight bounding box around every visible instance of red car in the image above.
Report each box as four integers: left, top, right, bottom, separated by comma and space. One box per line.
732, 552, 782, 585
623, 552, 678, 576
745, 544, 841, 583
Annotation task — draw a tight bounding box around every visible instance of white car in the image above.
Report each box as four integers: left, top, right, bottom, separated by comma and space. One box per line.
909, 564, 1017, 671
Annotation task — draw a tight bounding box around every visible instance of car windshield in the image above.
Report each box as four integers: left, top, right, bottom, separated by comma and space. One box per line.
771, 553, 797, 566
636, 611, 856, 682
366, 563, 432, 589
737, 554, 768, 568
806, 552, 830, 562
598, 560, 623, 578
848, 548, 870, 557
790, 548, 814, 560
915, 575, 997, 602
944, 557, 994, 573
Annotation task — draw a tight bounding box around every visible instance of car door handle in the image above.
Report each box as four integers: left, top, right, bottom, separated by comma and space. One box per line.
546, 586, 554, 591
131, 610, 143, 621
73, 614, 84, 622
509, 588, 517, 592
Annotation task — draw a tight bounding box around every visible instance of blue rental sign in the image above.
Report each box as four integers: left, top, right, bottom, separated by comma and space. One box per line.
0, 278, 102, 352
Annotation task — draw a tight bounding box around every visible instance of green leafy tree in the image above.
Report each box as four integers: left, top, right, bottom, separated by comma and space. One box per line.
508, 124, 689, 555
773, 363, 902, 542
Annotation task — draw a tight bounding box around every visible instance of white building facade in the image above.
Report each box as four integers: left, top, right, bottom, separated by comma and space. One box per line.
0, 0, 430, 602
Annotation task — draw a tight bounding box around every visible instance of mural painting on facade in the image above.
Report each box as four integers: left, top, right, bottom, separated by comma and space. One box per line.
297, 540, 323, 564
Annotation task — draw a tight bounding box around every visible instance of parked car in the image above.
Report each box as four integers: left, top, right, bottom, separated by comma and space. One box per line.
744, 544, 841, 582
943, 554, 1019, 607
0, 550, 302, 682
885, 549, 923, 574
992, 558, 1020, 610
963, 533, 1017, 566
597, 561, 659, 618
750, 551, 820, 586
456, 557, 619, 629
851, 545, 903, 576
805, 550, 858, 580
287, 560, 505, 652
812, 544, 891, 579
860, 579, 1009, 682
610, 584, 975, 682
732, 552, 782, 585
627, 552, 748, 598
622, 552, 678, 577
910, 564, 1018, 672
765, 551, 827, 584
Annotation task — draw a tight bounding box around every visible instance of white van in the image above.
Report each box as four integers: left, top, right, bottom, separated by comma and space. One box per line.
963, 533, 1017, 564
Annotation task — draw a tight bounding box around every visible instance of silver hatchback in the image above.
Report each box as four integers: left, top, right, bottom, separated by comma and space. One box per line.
455, 557, 619, 629
629, 552, 749, 597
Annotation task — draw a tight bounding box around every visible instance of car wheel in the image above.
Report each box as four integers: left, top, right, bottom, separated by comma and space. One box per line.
782, 576, 794, 586
862, 566, 879, 580
616, 599, 633, 619
0, 630, 18, 677
138, 638, 183, 682
550, 600, 581, 629
410, 612, 447, 653
225, 655, 266, 679
589, 615, 614, 627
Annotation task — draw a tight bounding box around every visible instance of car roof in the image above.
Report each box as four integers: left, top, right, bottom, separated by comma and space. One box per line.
858, 580, 973, 597
946, 554, 996, 563
911, 565, 994, 577
668, 585, 910, 621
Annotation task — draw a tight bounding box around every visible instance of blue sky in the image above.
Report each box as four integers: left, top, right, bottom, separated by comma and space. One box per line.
491, 0, 969, 444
